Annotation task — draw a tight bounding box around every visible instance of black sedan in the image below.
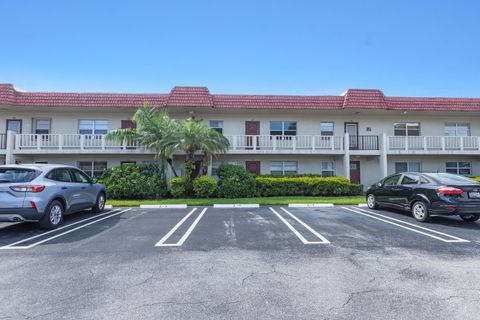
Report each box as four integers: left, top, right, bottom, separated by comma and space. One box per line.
366, 172, 480, 222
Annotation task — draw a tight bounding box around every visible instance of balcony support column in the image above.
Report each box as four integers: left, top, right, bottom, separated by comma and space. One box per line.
379, 133, 388, 178
5, 130, 16, 165
343, 132, 350, 181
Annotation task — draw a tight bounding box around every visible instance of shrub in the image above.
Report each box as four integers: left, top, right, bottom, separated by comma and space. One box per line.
255, 176, 358, 196
216, 164, 257, 198
97, 164, 165, 199
347, 184, 364, 195
169, 177, 187, 198
193, 175, 217, 198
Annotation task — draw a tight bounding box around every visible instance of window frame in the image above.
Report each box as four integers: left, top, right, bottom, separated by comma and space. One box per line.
78, 161, 107, 177
395, 161, 422, 173
320, 122, 334, 136
33, 118, 51, 135
321, 161, 336, 177
209, 120, 224, 134
46, 168, 74, 183
269, 121, 297, 136
444, 122, 471, 137
270, 161, 298, 175
78, 120, 109, 135
394, 122, 421, 137
383, 174, 402, 186
445, 161, 472, 176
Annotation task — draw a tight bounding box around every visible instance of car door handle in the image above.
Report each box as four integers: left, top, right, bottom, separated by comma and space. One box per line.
61, 187, 68, 190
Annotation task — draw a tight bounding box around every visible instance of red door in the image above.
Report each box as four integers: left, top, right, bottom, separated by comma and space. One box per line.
245, 121, 260, 149
245, 161, 261, 175
350, 161, 361, 184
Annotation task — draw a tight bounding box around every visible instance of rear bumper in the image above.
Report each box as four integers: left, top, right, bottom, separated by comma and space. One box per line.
430, 202, 480, 216
0, 208, 41, 222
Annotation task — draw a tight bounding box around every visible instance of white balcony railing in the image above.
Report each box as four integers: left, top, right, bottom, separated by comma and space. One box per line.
14, 134, 346, 153
224, 135, 344, 151
388, 136, 480, 151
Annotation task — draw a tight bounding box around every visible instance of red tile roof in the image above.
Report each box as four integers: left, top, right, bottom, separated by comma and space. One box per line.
1, 83, 480, 111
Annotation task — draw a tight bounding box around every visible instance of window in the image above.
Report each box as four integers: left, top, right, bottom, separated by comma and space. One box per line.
394, 123, 420, 136
6, 119, 22, 134
46, 168, 73, 183
321, 161, 335, 176
121, 161, 136, 167
320, 122, 334, 136
71, 169, 91, 183
270, 161, 298, 175
420, 176, 430, 184
435, 173, 477, 185
445, 122, 470, 136
0, 168, 37, 183
401, 174, 419, 185
383, 174, 401, 186
78, 161, 107, 177
209, 120, 223, 134
270, 121, 297, 136
79, 120, 108, 135
446, 162, 471, 175
395, 162, 421, 173
33, 119, 50, 134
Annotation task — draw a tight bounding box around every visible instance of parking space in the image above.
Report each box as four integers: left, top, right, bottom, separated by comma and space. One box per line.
1, 205, 480, 252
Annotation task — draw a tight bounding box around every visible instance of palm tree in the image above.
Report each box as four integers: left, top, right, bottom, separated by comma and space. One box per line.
105, 103, 179, 187
168, 118, 230, 195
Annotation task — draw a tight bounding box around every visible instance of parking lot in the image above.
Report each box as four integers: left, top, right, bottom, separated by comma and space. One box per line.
1, 205, 480, 319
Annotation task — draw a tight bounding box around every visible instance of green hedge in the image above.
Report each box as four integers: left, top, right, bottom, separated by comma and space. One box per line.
255, 176, 363, 196
98, 164, 165, 200
193, 176, 217, 198
216, 164, 257, 198
169, 177, 187, 198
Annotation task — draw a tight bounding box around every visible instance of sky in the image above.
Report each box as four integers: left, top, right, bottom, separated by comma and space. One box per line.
0, 0, 479, 97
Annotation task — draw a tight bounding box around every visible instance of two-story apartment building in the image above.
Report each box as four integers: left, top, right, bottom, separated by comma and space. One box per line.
1, 83, 480, 188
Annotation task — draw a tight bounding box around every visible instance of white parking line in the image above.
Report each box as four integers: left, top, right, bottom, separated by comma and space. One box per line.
155, 207, 207, 247
269, 207, 330, 244
342, 207, 469, 243
0, 208, 132, 250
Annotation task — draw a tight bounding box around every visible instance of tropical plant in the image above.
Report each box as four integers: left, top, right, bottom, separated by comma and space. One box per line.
105, 103, 180, 188
166, 118, 230, 195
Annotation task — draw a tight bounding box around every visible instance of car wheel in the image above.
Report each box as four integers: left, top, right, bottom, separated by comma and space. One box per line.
367, 194, 379, 209
460, 215, 480, 222
411, 201, 430, 222
92, 192, 106, 213
39, 200, 64, 229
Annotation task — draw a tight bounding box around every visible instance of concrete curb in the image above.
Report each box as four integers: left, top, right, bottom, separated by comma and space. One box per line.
213, 204, 260, 208
139, 204, 188, 209
288, 203, 334, 208
104, 205, 113, 209
357, 203, 368, 208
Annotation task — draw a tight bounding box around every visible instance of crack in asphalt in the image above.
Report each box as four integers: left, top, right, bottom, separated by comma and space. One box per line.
241, 264, 296, 287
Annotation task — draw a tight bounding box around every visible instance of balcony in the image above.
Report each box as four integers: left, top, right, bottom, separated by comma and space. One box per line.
387, 136, 480, 154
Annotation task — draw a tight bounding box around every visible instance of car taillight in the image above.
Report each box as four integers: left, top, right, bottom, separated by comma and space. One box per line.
10, 185, 45, 193
437, 186, 464, 195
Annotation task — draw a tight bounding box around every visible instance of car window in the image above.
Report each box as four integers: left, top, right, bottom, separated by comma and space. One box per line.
71, 169, 91, 183
420, 176, 430, 184
46, 168, 73, 182
431, 173, 479, 185
0, 168, 38, 183
383, 174, 401, 186
401, 174, 419, 185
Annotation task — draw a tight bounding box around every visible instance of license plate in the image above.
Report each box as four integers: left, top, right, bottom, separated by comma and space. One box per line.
469, 192, 480, 199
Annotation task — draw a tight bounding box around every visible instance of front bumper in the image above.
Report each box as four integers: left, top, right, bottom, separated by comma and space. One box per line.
0, 208, 41, 222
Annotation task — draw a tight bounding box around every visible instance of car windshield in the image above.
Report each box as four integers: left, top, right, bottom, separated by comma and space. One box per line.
0, 168, 38, 183
430, 173, 479, 185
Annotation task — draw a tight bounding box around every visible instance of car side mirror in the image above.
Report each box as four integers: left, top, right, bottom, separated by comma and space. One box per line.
90, 177, 97, 184
377, 182, 383, 188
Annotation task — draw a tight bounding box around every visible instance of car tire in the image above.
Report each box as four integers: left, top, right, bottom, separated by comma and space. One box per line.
367, 194, 379, 209
39, 200, 64, 229
411, 201, 430, 222
460, 215, 480, 222
92, 192, 106, 213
